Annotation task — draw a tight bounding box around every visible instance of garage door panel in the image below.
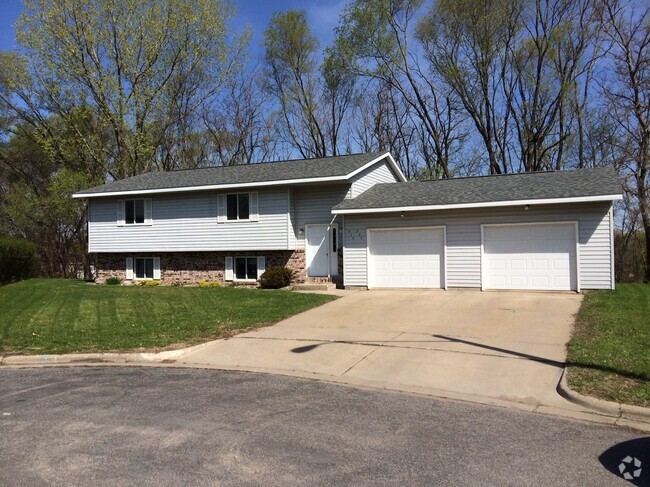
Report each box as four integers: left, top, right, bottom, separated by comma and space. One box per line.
369, 228, 445, 289
483, 223, 577, 291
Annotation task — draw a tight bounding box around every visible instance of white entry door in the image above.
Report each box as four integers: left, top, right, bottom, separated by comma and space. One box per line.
482, 223, 577, 291
368, 228, 445, 288
306, 225, 337, 277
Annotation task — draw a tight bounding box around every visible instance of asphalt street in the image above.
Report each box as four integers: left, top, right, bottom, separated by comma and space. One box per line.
0, 367, 647, 486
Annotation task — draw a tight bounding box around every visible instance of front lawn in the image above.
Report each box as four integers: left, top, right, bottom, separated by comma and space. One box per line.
567, 283, 650, 407
0, 279, 335, 355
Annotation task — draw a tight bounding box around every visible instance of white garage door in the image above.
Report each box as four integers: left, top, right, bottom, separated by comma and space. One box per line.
483, 223, 577, 291
368, 228, 445, 288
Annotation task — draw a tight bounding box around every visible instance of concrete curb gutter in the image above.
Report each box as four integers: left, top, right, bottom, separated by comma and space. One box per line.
557, 368, 650, 424
0, 341, 213, 366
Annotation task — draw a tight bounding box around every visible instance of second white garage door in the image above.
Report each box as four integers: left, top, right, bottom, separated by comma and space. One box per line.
368, 228, 445, 288
482, 223, 578, 291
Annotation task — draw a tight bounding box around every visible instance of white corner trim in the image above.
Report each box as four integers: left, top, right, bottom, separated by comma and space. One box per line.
331, 194, 623, 215
609, 204, 616, 290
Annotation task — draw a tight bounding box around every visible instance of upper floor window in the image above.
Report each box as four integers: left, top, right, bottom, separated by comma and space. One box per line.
227, 193, 250, 221
125, 199, 145, 224
118, 198, 151, 226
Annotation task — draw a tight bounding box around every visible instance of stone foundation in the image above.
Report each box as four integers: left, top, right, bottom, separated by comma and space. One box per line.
95, 250, 307, 286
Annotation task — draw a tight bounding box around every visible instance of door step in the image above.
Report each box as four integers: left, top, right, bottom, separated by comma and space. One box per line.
292, 282, 337, 292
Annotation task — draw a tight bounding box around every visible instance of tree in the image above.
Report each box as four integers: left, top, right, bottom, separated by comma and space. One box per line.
602, 0, 650, 281
333, 0, 465, 178
263, 10, 350, 158
13, 0, 246, 179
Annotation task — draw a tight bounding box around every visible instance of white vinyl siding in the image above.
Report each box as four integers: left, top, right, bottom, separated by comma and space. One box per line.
294, 185, 349, 250
343, 202, 613, 290
349, 160, 400, 198
89, 188, 289, 252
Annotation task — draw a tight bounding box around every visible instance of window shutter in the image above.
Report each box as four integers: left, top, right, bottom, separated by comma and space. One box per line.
217, 194, 226, 223
126, 258, 134, 279
225, 256, 233, 281
117, 200, 125, 226
145, 199, 153, 225
257, 256, 265, 280
153, 257, 161, 280
250, 192, 259, 221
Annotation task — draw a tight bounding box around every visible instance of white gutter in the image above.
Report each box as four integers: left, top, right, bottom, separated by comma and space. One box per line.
72, 153, 403, 199
331, 194, 623, 215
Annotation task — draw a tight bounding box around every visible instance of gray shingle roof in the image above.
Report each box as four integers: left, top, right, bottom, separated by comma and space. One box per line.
333, 166, 620, 212
75, 152, 387, 196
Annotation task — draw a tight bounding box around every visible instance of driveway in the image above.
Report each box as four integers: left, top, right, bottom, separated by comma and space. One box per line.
180, 290, 583, 409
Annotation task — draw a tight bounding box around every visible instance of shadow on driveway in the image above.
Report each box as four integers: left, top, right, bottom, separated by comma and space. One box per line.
599, 437, 649, 486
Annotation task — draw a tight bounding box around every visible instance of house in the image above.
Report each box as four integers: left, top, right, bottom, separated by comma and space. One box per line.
73, 152, 621, 291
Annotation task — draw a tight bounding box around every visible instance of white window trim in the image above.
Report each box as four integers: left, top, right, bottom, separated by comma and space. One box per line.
119, 198, 153, 227
226, 192, 252, 222
233, 255, 260, 282
132, 256, 159, 281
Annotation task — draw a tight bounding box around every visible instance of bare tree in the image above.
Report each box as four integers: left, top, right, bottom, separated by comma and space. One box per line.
333, 0, 466, 178
602, 0, 650, 281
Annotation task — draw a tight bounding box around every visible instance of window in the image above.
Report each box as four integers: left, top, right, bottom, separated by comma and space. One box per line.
125, 199, 145, 224
135, 258, 154, 279
227, 193, 250, 220
235, 257, 257, 280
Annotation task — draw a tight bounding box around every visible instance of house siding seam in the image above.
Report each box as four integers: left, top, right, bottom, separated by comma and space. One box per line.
343, 202, 613, 290
95, 250, 307, 285
350, 160, 400, 198
88, 188, 291, 252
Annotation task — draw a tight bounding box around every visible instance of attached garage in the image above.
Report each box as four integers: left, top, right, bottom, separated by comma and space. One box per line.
333, 167, 622, 292
481, 223, 578, 291
368, 227, 445, 289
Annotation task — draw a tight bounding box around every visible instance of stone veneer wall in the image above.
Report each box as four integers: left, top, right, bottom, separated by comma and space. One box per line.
95, 250, 307, 286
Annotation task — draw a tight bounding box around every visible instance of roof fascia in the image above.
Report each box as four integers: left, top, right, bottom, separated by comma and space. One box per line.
331, 194, 623, 214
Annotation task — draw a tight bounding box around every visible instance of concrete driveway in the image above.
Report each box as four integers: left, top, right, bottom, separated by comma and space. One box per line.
180, 290, 583, 409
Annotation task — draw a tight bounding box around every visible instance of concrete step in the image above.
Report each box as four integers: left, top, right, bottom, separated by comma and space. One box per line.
292, 282, 337, 292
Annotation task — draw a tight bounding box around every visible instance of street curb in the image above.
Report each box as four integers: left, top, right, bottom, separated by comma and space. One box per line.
557, 368, 650, 423
0, 341, 214, 366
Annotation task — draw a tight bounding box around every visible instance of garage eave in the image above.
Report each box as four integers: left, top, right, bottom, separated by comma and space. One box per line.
332, 194, 623, 215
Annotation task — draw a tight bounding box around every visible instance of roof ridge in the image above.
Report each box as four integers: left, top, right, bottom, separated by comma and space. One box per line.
415, 165, 612, 184
147, 151, 387, 175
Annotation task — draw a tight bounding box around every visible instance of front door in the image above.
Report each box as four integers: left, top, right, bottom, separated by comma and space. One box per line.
306, 225, 336, 277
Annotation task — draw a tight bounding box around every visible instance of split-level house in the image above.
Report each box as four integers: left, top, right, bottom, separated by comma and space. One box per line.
73, 152, 621, 292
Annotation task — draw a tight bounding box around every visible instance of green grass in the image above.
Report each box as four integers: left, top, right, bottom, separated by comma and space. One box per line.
0, 279, 335, 355
567, 283, 650, 407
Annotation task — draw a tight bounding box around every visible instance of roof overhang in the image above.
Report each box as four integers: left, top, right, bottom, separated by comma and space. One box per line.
332, 194, 623, 215
72, 152, 406, 199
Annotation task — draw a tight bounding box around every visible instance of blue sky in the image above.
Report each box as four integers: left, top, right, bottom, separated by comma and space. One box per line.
0, 0, 346, 56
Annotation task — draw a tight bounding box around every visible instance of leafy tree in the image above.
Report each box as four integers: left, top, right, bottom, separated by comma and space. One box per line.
13, 0, 247, 178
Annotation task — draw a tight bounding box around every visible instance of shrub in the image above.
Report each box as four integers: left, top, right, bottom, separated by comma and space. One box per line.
259, 266, 293, 289
105, 276, 122, 285
140, 280, 160, 286
198, 280, 220, 288
0, 237, 37, 284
